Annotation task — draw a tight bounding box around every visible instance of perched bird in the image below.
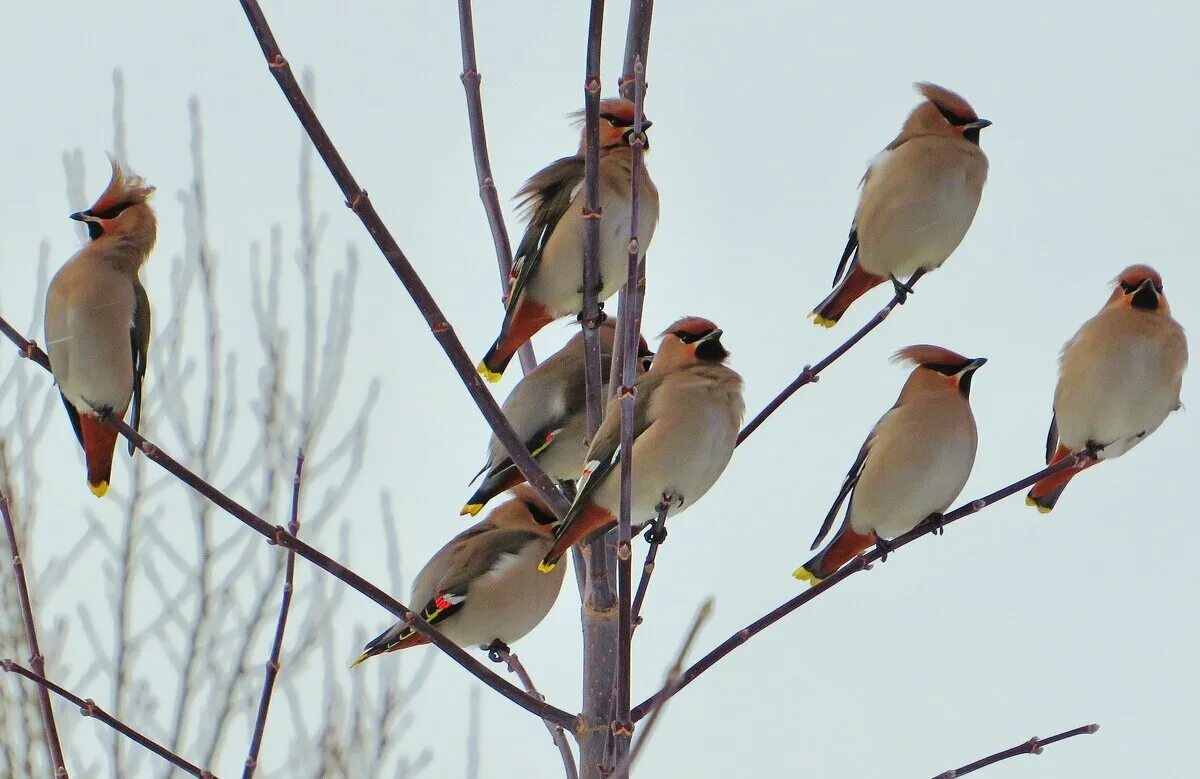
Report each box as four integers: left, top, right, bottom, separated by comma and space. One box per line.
538, 317, 744, 571
1026, 265, 1187, 512
795, 346, 985, 585
44, 160, 156, 497
463, 321, 653, 516
352, 486, 566, 665
478, 97, 660, 381
811, 83, 991, 327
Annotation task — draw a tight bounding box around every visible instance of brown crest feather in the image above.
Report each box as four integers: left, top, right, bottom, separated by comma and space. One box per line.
88, 158, 155, 215
892, 344, 972, 370
914, 82, 978, 123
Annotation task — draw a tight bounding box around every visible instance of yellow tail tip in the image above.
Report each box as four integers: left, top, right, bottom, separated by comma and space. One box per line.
1025, 496, 1053, 514
89, 481, 109, 498
349, 652, 371, 669
792, 566, 822, 586
477, 362, 503, 383
809, 312, 837, 329
538, 560, 557, 574
460, 503, 483, 517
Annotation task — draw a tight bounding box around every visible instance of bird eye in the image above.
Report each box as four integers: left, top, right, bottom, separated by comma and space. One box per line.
675, 329, 713, 344
93, 202, 133, 220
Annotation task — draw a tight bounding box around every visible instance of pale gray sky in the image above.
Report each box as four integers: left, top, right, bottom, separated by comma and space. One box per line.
2, 1, 1198, 777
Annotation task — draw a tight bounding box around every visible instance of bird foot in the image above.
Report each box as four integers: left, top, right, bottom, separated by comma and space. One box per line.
644, 520, 668, 545
485, 640, 511, 663
924, 512, 946, 536
873, 532, 895, 562
889, 275, 916, 304
1083, 440, 1106, 460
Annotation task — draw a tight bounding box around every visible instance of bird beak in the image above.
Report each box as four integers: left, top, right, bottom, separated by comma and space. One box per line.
698, 329, 723, 344
964, 119, 992, 131
69, 210, 100, 223
966, 357, 988, 371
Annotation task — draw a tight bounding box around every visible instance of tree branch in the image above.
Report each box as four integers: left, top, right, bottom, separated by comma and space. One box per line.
1, 660, 211, 778
492, 646, 578, 779
619, 0, 654, 98
233, 0, 569, 519
630, 452, 1090, 720
579, 0, 606, 434
630, 501, 668, 629
455, 0, 536, 375
0, 315, 577, 732
1, 493, 68, 777
241, 452, 305, 779
931, 723, 1099, 778
736, 269, 925, 446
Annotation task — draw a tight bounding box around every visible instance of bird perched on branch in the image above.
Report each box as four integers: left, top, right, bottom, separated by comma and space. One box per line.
538, 317, 744, 572
811, 83, 990, 327
795, 345, 985, 585
478, 97, 659, 381
353, 486, 566, 666
44, 160, 156, 497
1026, 265, 1187, 512
464, 320, 653, 516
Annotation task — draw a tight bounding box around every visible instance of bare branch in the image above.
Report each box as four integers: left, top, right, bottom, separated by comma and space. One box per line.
630, 452, 1091, 720
492, 646, 578, 779
736, 269, 925, 445
579, 0, 607, 435
619, 0, 654, 98
455, 0, 536, 375
1, 493, 68, 777
931, 723, 1099, 778
630, 501, 668, 629
1, 661, 213, 778
233, 0, 570, 519
242, 452, 305, 779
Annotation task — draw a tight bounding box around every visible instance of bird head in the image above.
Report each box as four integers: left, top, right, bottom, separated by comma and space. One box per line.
1108, 264, 1169, 315
894, 82, 991, 147
575, 97, 652, 154
70, 159, 157, 251
893, 344, 987, 398
654, 317, 728, 369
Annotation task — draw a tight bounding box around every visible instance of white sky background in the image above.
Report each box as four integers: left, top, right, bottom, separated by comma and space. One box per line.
2, 1, 1199, 777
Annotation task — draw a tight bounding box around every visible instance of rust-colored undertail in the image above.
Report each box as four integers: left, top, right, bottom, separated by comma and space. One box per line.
1026, 444, 1093, 514
462, 466, 526, 516
479, 300, 555, 381
540, 503, 614, 571
794, 526, 875, 584
810, 264, 886, 327
80, 414, 122, 497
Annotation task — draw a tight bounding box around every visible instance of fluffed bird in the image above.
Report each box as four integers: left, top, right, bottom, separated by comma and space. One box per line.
478, 97, 660, 381
44, 160, 156, 497
352, 486, 566, 666
1026, 265, 1187, 513
463, 321, 653, 516
811, 83, 990, 327
795, 346, 985, 585
538, 317, 745, 571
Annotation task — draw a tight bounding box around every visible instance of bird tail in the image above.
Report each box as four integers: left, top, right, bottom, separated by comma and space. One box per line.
479, 299, 555, 382
810, 264, 885, 327
793, 526, 874, 586
461, 465, 526, 516
80, 414, 121, 498
1026, 444, 1092, 514
350, 627, 430, 668
539, 504, 613, 572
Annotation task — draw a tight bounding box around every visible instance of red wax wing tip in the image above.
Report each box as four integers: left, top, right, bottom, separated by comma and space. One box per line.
434, 594, 455, 611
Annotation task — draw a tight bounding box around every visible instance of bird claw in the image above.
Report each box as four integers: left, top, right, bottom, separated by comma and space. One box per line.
924, 512, 946, 536
873, 532, 895, 562
1083, 441, 1105, 460
485, 639, 511, 663
643, 521, 668, 545
890, 275, 916, 304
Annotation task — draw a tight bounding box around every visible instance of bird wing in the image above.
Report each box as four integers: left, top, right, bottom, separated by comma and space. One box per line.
421, 528, 542, 625
830, 228, 859, 288
810, 436, 871, 550
128, 280, 151, 454
504, 155, 586, 324
1043, 411, 1059, 464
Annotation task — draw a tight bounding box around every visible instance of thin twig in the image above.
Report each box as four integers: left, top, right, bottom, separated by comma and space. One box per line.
630, 452, 1090, 721
619, 0, 654, 98
931, 723, 1099, 778
1, 493, 68, 777
233, 0, 569, 520
630, 501, 668, 629
0, 315, 577, 732
579, 0, 606, 435
493, 647, 579, 779
736, 269, 925, 446
1, 660, 213, 778
455, 0, 536, 375
242, 452, 305, 779
613, 599, 711, 777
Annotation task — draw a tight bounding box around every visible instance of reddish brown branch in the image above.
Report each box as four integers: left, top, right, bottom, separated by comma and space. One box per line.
1, 660, 211, 777
630, 452, 1090, 721
630, 501, 668, 629
619, 0, 654, 98
493, 647, 579, 779
579, 0, 607, 435
0, 315, 576, 732
455, 0, 536, 375
1, 494, 68, 777
932, 723, 1099, 778
241, 452, 304, 779
233, 0, 569, 519
736, 269, 925, 446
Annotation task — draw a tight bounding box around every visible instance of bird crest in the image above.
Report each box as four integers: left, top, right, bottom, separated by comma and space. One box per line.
88, 158, 156, 217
